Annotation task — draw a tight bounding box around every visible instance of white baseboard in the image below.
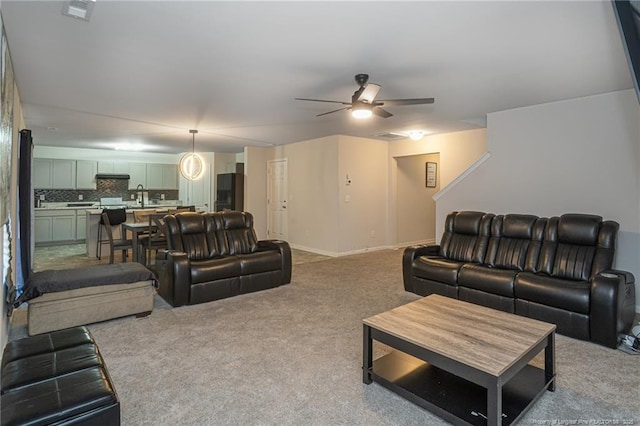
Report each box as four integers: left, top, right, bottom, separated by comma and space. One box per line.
290, 244, 396, 258
392, 238, 436, 249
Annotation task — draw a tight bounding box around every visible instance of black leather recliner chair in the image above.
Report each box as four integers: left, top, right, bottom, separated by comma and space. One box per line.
403, 211, 636, 348
160, 211, 292, 307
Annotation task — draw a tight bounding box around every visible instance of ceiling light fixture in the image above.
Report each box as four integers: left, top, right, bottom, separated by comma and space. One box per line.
179, 130, 206, 181
408, 130, 425, 141
352, 104, 373, 119
61, 0, 96, 21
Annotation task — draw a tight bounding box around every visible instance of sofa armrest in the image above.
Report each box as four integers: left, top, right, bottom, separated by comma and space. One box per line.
590, 270, 636, 348
162, 250, 192, 307
258, 240, 292, 285
402, 245, 440, 293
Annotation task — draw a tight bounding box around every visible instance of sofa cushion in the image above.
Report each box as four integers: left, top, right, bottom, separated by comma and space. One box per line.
237, 251, 282, 275
458, 264, 517, 297
515, 272, 590, 314
190, 257, 241, 284
439, 211, 492, 263
412, 256, 466, 285
485, 214, 543, 271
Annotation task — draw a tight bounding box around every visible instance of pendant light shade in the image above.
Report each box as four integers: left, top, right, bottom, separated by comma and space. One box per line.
179, 129, 205, 181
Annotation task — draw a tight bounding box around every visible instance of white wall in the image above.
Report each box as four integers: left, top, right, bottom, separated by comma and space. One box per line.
388, 128, 488, 246
396, 153, 440, 245
272, 136, 341, 254
244, 147, 270, 239
337, 136, 389, 253
242, 129, 488, 256
437, 90, 640, 312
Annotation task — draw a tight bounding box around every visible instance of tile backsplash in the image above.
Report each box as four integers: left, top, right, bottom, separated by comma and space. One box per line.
35, 179, 179, 204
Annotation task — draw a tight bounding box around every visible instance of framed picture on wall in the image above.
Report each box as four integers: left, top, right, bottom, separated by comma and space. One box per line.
426, 162, 437, 188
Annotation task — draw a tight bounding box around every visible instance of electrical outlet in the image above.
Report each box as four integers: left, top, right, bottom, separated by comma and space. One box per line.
78, 194, 83, 200
130, 194, 135, 200
161, 194, 165, 200
39, 195, 45, 201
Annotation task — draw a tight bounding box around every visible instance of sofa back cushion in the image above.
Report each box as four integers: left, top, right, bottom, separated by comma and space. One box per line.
439, 211, 493, 263
165, 212, 220, 260
485, 214, 545, 271
213, 211, 258, 256
538, 214, 617, 281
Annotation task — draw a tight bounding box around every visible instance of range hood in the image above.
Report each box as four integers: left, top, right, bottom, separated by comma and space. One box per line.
95, 173, 130, 180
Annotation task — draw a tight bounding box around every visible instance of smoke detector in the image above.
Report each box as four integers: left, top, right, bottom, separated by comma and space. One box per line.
62, 0, 96, 22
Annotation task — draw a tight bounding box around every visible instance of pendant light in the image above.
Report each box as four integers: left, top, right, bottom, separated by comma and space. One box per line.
179, 129, 205, 181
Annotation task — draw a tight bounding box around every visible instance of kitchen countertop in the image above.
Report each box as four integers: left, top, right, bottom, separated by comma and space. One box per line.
36, 201, 183, 211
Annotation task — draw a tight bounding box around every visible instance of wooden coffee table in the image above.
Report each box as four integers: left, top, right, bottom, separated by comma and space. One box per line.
363, 294, 556, 426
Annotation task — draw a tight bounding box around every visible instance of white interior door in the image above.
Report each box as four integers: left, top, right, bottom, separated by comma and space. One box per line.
267, 159, 288, 240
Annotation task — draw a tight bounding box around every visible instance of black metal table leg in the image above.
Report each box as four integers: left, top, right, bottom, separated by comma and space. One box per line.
487, 380, 502, 426
545, 332, 556, 391
363, 324, 372, 384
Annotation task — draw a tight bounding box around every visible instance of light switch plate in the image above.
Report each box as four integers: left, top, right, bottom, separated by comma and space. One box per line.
78, 194, 83, 200
39, 195, 45, 201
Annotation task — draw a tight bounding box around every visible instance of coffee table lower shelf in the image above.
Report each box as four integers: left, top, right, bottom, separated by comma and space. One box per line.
368, 350, 553, 426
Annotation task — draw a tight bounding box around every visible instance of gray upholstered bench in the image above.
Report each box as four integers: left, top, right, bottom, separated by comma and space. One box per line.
15, 263, 157, 335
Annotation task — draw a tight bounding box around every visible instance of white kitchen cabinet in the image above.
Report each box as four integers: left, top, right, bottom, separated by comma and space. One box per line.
34, 210, 77, 245
163, 164, 178, 189
97, 161, 114, 173
146, 164, 163, 188
34, 216, 52, 243
52, 215, 76, 241
76, 210, 87, 240
128, 163, 147, 189
33, 159, 53, 189
51, 160, 76, 189
146, 164, 177, 189
34, 159, 76, 189
76, 160, 97, 189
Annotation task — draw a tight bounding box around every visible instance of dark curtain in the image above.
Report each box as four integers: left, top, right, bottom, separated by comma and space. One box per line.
17, 129, 32, 288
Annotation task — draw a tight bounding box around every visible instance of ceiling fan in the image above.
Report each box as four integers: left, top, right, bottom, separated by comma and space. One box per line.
295, 73, 435, 119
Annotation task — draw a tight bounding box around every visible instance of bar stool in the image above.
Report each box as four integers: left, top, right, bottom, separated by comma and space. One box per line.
96, 208, 128, 261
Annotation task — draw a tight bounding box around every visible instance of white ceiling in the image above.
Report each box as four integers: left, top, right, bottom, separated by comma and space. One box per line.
1, 1, 634, 154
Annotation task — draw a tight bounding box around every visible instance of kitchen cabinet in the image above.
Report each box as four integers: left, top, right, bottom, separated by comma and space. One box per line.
34, 210, 76, 245
76, 210, 87, 240
98, 161, 129, 174
147, 164, 178, 190
76, 160, 97, 189
33, 159, 76, 189
128, 163, 147, 189
33, 159, 53, 189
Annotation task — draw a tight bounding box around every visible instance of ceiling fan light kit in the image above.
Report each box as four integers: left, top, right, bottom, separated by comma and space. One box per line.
295, 73, 434, 119
352, 106, 373, 119
179, 129, 206, 181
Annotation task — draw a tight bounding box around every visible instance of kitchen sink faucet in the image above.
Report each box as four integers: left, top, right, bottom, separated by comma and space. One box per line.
136, 184, 145, 209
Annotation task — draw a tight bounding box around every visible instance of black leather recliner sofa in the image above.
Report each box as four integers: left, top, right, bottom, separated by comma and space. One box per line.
160, 211, 292, 307
403, 211, 636, 348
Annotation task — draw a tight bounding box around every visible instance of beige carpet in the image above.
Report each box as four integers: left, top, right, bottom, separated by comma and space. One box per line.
9, 249, 640, 425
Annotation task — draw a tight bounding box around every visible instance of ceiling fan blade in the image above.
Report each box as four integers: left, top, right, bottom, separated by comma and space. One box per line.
357, 83, 381, 103
316, 107, 351, 117
378, 98, 435, 106
295, 97, 350, 105
373, 107, 393, 118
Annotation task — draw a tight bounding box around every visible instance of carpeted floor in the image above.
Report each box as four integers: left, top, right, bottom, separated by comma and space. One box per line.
9, 249, 640, 425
